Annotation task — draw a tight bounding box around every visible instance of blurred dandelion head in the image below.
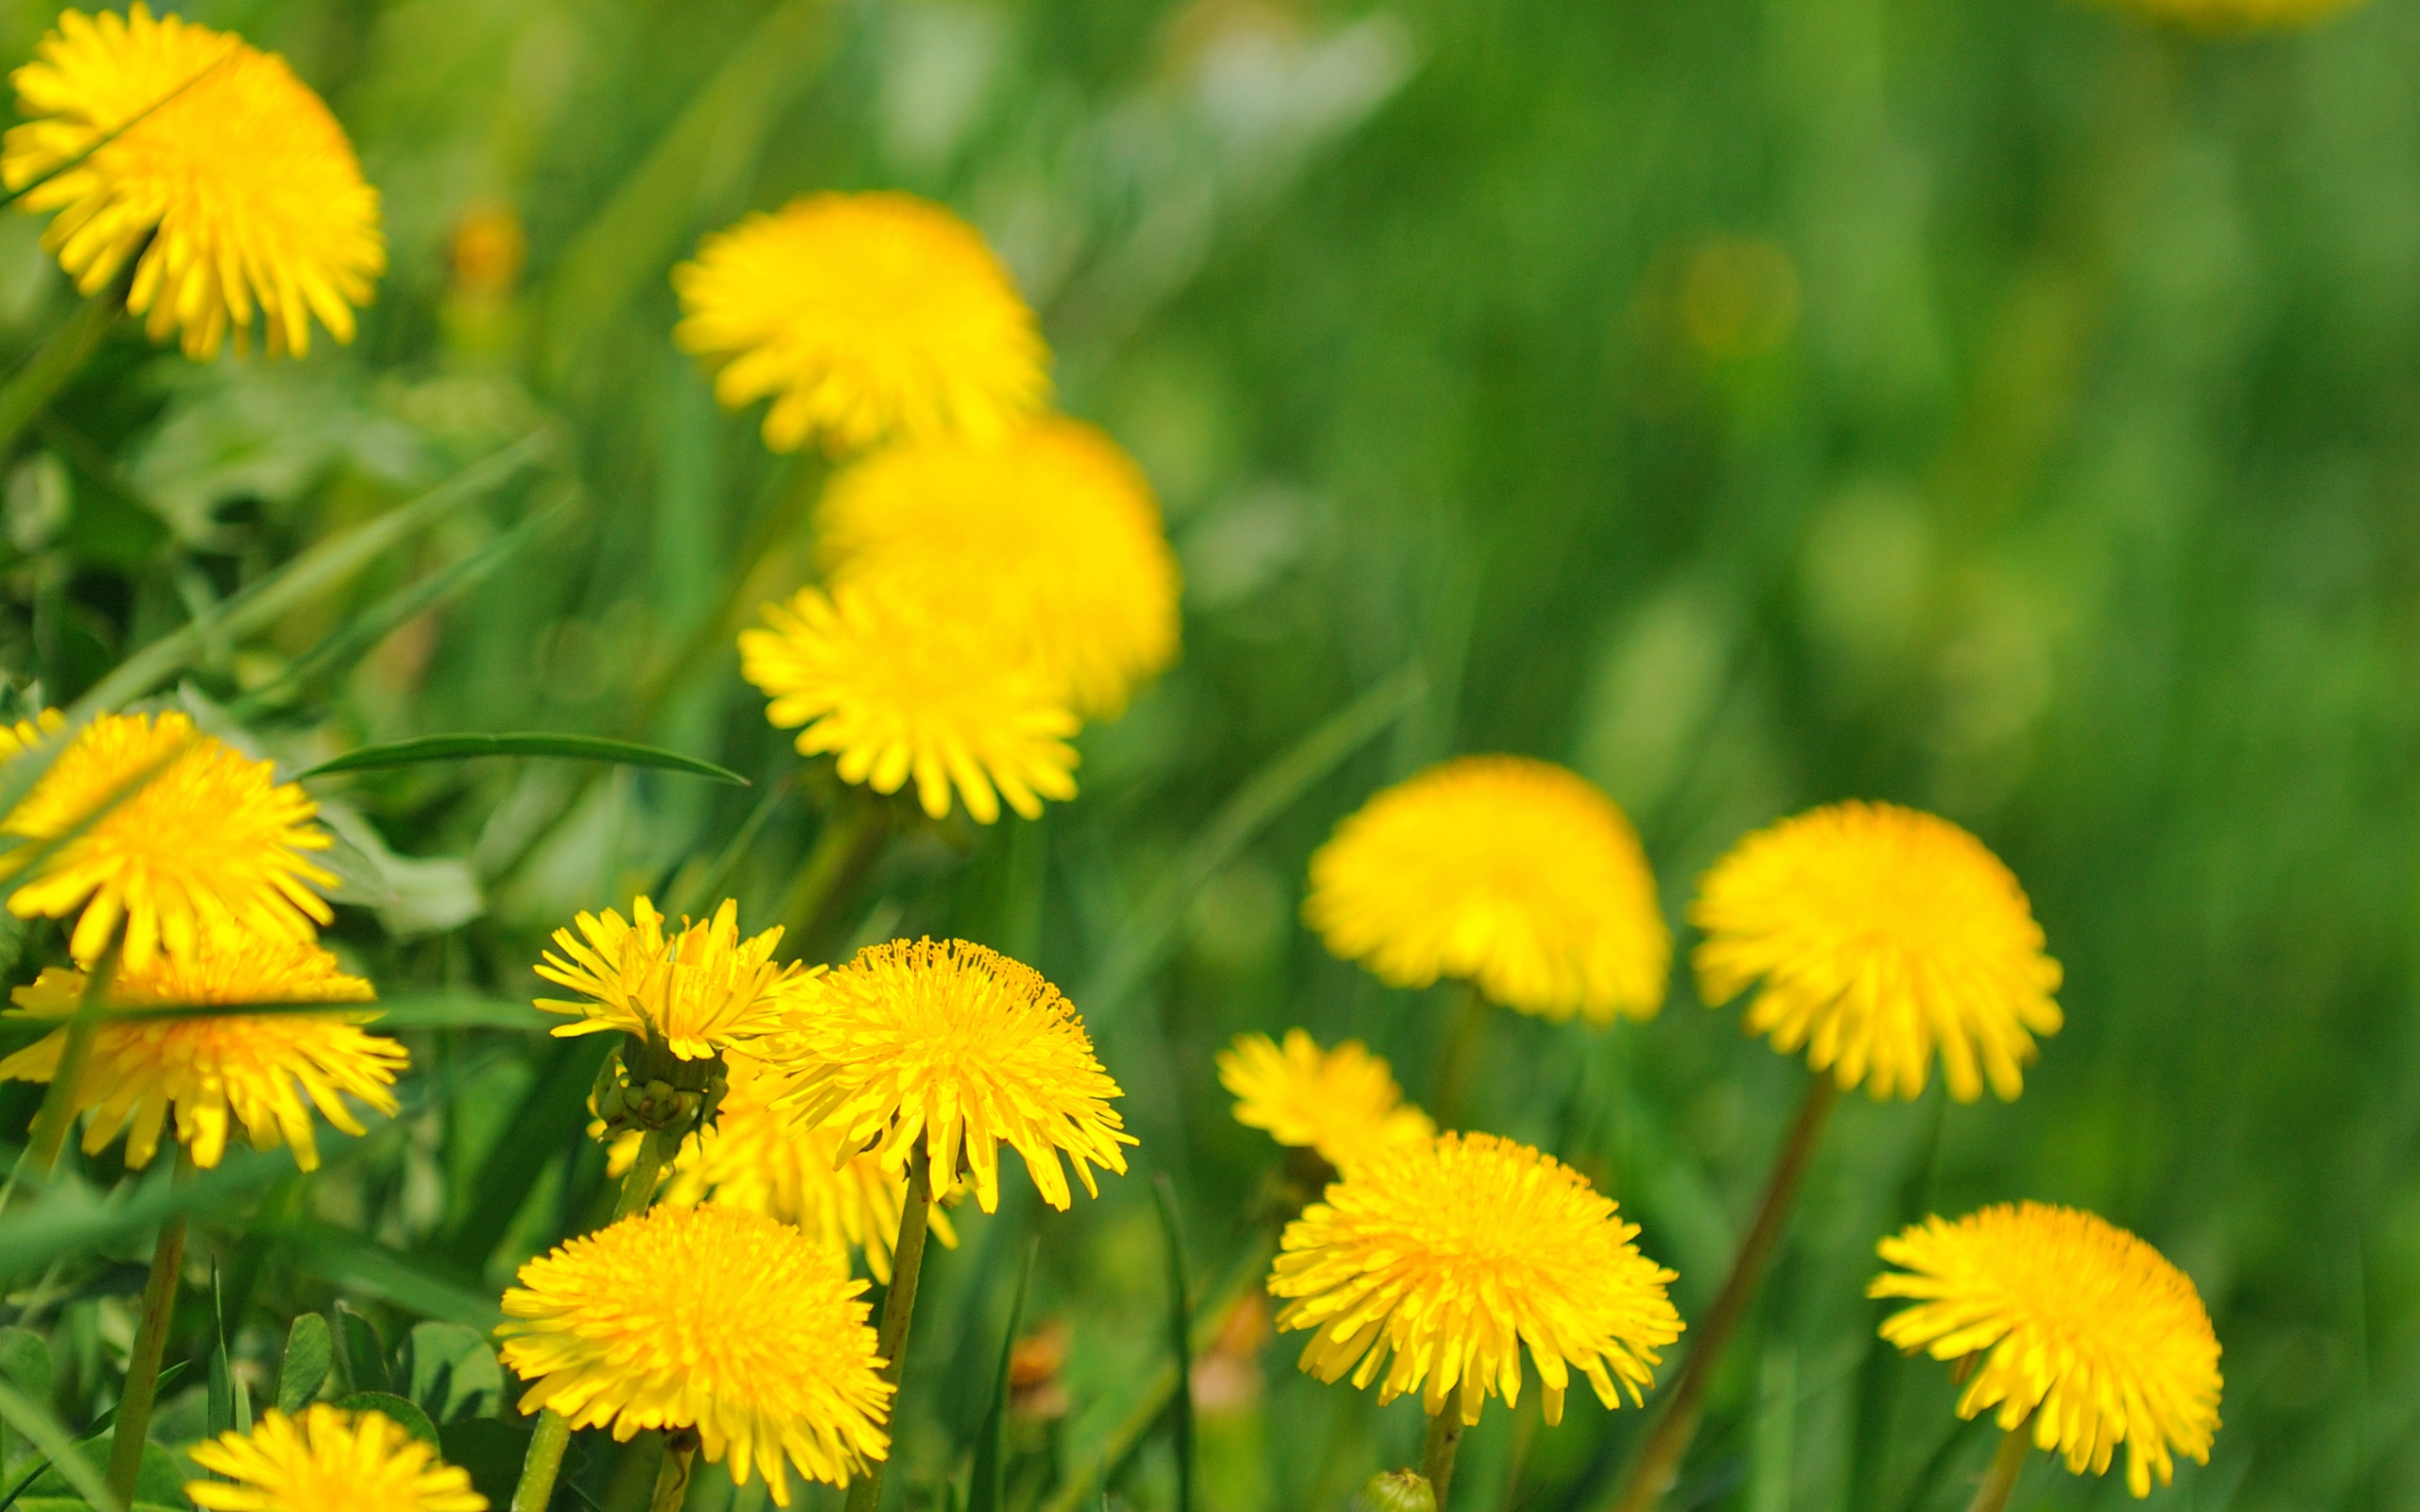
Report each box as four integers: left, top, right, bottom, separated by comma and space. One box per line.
769, 937, 1133, 1213
1270, 1131, 1681, 1426
536, 897, 812, 1060
0, 933, 398, 1171
1305, 757, 1669, 1024
1691, 800, 2063, 1101
2103, 0, 2364, 28
0, 711, 335, 971
738, 583, 1079, 824
609, 1051, 959, 1283
499, 1203, 891, 1502
3, 5, 384, 360
0, 708, 64, 759
1217, 1029, 1433, 1172
1872, 1202, 2221, 1497
673, 191, 1047, 455
187, 1403, 487, 1512
814, 420, 1183, 717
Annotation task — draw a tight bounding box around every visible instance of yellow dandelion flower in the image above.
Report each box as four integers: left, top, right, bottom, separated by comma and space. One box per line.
738, 583, 1079, 824
536, 897, 814, 1060
0, 710, 334, 971
1871, 1202, 2222, 1497
2103, 0, 2360, 27
4, 5, 384, 360
1691, 800, 2064, 1101
498, 1204, 892, 1503
1217, 1030, 1433, 1172
188, 1403, 487, 1512
0, 933, 399, 1170
1305, 757, 1669, 1024
674, 191, 1047, 455
0, 708, 64, 759
1270, 1131, 1682, 1426
813, 420, 1182, 717
606, 1051, 959, 1283
769, 937, 1133, 1213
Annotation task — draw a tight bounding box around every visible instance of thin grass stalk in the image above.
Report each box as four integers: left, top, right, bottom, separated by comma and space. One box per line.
1421, 1410, 1465, 1510
1430, 982, 1492, 1128
1608, 1075, 1840, 1512
777, 799, 890, 962
104, 1146, 194, 1502
844, 1147, 933, 1512
22, 937, 123, 1174
1963, 1426, 2031, 1512
0, 278, 124, 458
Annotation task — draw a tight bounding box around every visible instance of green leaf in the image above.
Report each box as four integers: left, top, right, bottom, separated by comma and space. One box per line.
0, 1331, 49, 1477
334, 1392, 441, 1449
0, 1381, 114, 1512
437, 1036, 616, 1269
401, 1323, 503, 1425
968, 1240, 1038, 1512
437, 1418, 532, 1508
274, 1314, 332, 1414
296, 733, 746, 786
288, 1228, 505, 1331
333, 1304, 391, 1396
1153, 1176, 1196, 1512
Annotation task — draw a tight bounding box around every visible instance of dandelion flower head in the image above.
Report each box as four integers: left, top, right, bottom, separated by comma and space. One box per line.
1305, 756, 1668, 1024
536, 897, 815, 1060
498, 1203, 892, 1503
814, 420, 1182, 717
1270, 1131, 1682, 1425
187, 1403, 487, 1512
0, 711, 334, 971
1217, 1029, 1433, 1172
2105, 0, 2361, 29
1692, 800, 2063, 1101
0, 708, 64, 760
739, 583, 1078, 824
674, 191, 1047, 455
1872, 1202, 2221, 1497
0, 933, 398, 1171
769, 937, 1133, 1212
4, 5, 384, 360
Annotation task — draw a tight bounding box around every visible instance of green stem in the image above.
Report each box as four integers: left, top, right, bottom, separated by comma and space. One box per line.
510, 1410, 573, 1512
1607, 1075, 1840, 1512
0, 284, 123, 460
1420, 1410, 1465, 1511
843, 1147, 932, 1512
777, 799, 890, 964
611, 1127, 672, 1223
648, 1436, 696, 1512
24, 938, 123, 1173
1963, 1427, 2030, 1512
104, 1147, 192, 1503
1430, 982, 1492, 1128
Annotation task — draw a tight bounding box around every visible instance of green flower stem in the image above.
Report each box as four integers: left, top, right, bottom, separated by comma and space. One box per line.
1429, 982, 1491, 1128
1608, 1075, 1841, 1512
1965, 1426, 2031, 1512
0, 282, 123, 460
777, 799, 890, 964
104, 1146, 193, 1503
612, 1127, 674, 1223
648, 1436, 697, 1512
1419, 1409, 1465, 1510
23, 938, 124, 1174
510, 1411, 573, 1512
843, 1147, 933, 1512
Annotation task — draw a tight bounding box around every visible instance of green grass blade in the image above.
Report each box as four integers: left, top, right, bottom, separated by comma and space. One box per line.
968, 1239, 1039, 1512
0, 1379, 118, 1512
1153, 1176, 1195, 1512
437, 1036, 615, 1268
297, 733, 745, 785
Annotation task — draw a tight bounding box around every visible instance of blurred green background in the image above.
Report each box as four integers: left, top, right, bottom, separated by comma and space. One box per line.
2, 0, 2417, 1508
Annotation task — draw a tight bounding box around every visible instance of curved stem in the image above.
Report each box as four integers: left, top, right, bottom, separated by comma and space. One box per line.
1608, 1075, 1840, 1512
1420, 1409, 1465, 1511
104, 1146, 192, 1503
843, 1147, 932, 1512
1964, 1426, 2031, 1512
0, 284, 123, 460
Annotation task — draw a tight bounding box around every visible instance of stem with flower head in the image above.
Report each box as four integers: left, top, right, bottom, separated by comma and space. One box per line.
1607, 1075, 1840, 1512
1419, 1409, 1464, 1509
844, 1145, 933, 1512
104, 1145, 195, 1503
1964, 1426, 2031, 1512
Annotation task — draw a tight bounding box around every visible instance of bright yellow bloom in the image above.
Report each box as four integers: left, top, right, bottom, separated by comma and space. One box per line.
188, 1403, 487, 1512
1270, 1131, 1681, 1426
498, 1204, 892, 1503
1217, 1030, 1433, 1172
607, 1051, 959, 1283
674, 192, 1047, 455
0, 933, 399, 1170
1305, 757, 1668, 1024
769, 937, 1133, 1212
739, 583, 1079, 824
1872, 1202, 2221, 1497
0, 709, 64, 759
0, 711, 334, 971
813, 421, 1182, 717
536, 897, 814, 1060
1692, 800, 2063, 1101
2105, 0, 2360, 26
4, 5, 384, 360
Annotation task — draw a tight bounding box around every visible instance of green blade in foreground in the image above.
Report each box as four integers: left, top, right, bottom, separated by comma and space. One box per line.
297, 734, 746, 785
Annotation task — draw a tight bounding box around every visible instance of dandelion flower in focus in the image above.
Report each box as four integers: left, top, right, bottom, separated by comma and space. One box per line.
771, 937, 1133, 1212
674, 192, 1047, 455
0, 933, 399, 1170
1217, 1029, 1433, 1172
0, 711, 334, 971
188, 1403, 487, 1512
1692, 800, 2063, 1101
1270, 1131, 1681, 1426
814, 421, 1182, 716
0, 708, 64, 759
1305, 757, 1668, 1024
498, 1203, 892, 1502
536, 897, 813, 1060
739, 584, 1078, 824
1872, 1201, 2221, 1497
4, 5, 385, 359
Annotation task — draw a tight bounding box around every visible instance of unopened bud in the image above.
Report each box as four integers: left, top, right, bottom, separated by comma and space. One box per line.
1352, 1469, 1435, 1512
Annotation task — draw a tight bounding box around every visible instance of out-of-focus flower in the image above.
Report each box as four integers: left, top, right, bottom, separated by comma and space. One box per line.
0, 709, 64, 759
536, 897, 813, 1060
188, 1404, 487, 1512
2103, 0, 2362, 27
1191, 1294, 1272, 1417
1217, 1029, 1432, 1172
449, 199, 526, 298
1008, 1319, 1072, 1421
